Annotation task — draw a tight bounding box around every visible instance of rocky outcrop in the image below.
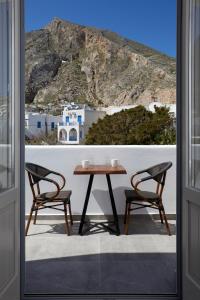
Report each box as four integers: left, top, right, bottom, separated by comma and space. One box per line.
25, 17, 176, 106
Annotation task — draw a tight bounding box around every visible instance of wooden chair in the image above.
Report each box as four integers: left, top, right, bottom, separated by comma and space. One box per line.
25, 162, 73, 236
124, 161, 172, 235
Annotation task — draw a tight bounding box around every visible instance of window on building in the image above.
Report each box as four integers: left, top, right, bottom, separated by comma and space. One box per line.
78, 115, 82, 124
37, 121, 41, 128
51, 122, 55, 130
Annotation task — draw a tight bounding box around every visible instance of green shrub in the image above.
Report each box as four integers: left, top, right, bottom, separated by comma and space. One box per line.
85, 105, 176, 145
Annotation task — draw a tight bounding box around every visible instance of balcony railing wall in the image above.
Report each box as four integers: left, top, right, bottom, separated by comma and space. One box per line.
25, 145, 176, 216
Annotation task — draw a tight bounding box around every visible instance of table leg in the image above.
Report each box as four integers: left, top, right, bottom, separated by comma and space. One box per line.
106, 174, 120, 235
79, 174, 94, 235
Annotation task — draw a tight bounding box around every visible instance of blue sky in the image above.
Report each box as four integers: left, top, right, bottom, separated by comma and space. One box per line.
25, 0, 176, 57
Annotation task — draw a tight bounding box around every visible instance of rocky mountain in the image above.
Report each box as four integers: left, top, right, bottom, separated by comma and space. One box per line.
25, 17, 176, 107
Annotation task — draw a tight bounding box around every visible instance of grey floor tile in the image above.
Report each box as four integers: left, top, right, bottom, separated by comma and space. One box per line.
25, 216, 176, 294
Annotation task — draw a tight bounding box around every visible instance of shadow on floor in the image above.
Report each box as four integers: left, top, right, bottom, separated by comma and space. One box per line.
26, 215, 176, 236
25, 252, 176, 294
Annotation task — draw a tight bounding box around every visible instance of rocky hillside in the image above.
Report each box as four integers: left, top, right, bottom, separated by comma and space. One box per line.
25, 17, 176, 107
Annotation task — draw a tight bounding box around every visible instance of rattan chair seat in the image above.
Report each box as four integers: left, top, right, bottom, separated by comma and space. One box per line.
125, 189, 160, 202
36, 190, 72, 202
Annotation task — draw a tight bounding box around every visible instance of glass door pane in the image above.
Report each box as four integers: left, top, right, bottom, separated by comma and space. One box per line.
189, 0, 200, 189
0, 0, 14, 192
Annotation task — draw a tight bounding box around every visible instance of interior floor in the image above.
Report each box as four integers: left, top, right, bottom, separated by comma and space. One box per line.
25, 215, 176, 294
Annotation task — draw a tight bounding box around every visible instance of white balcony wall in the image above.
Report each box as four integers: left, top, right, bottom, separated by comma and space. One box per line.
25, 145, 176, 216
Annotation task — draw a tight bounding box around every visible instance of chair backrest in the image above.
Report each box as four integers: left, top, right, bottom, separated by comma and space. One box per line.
25, 162, 51, 198
145, 161, 172, 198
25, 163, 51, 184
146, 161, 172, 185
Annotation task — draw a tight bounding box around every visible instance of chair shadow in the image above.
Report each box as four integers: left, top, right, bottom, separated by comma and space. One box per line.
26, 214, 176, 236
26, 220, 118, 236
26, 184, 176, 236
124, 214, 176, 236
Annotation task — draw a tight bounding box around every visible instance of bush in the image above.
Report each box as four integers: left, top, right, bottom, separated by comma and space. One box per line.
85, 105, 176, 145
25, 130, 58, 145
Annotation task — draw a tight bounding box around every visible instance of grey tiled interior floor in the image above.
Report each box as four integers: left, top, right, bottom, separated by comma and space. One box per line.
25, 215, 176, 295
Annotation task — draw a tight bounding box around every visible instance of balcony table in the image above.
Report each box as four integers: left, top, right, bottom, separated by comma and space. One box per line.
74, 164, 127, 236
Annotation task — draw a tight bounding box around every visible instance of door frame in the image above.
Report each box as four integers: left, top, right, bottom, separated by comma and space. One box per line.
21, 0, 183, 299
19, 0, 25, 298
0, 0, 22, 299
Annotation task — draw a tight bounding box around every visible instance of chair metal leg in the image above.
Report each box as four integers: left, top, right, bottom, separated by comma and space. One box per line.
159, 207, 164, 224
124, 202, 128, 224
68, 201, 73, 225
33, 205, 38, 224
124, 203, 131, 235
162, 206, 171, 236
25, 204, 34, 236
64, 203, 70, 236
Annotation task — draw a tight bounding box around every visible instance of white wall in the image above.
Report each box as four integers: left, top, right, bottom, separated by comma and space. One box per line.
46, 115, 62, 131
62, 108, 85, 124
104, 105, 136, 115
25, 145, 176, 216
25, 113, 46, 137
25, 113, 62, 138
58, 124, 83, 144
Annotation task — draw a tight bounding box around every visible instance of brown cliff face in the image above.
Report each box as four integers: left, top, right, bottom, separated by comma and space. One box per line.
25, 17, 176, 107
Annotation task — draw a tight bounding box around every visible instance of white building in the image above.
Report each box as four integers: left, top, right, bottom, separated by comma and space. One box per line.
46, 114, 62, 133
104, 104, 137, 115
57, 103, 106, 144
25, 112, 62, 139
147, 101, 176, 117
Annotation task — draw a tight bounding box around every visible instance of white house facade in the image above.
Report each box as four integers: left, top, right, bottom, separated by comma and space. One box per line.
57, 104, 106, 144
25, 112, 62, 139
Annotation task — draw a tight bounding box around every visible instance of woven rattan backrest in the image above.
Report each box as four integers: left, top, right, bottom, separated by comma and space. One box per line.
146, 161, 172, 185
25, 162, 51, 185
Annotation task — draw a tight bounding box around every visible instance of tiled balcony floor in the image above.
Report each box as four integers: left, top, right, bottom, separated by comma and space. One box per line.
25, 215, 176, 295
